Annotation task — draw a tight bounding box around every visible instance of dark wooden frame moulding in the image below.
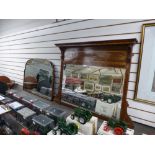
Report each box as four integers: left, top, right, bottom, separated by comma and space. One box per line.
55, 39, 137, 128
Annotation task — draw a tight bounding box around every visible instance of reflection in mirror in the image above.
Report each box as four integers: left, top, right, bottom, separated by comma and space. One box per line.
23, 59, 54, 100
61, 64, 126, 119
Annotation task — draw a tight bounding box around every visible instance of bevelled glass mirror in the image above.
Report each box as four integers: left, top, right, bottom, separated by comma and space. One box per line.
56, 39, 138, 128
23, 59, 54, 100
62, 64, 125, 120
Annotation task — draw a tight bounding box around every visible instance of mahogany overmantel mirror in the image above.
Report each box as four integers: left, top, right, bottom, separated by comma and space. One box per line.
23, 58, 54, 100
56, 39, 137, 128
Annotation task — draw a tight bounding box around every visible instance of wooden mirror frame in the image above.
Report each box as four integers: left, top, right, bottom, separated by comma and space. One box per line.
23, 58, 55, 101
55, 39, 137, 128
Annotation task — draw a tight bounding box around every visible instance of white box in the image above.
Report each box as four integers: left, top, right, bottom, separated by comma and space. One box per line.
66, 115, 98, 135
95, 100, 121, 118
97, 121, 113, 135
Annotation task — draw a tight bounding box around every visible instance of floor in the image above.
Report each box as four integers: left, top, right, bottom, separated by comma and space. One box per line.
134, 122, 155, 135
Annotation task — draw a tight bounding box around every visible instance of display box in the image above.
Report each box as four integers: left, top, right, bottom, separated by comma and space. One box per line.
0, 97, 14, 105
16, 107, 36, 126
0, 105, 11, 115
95, 99, 121, 118
22, 96, 38, 107
43, 106, 66, 123
66, 115, 98, 135
0, 94, 5, 101
32, 114, 55, 134
32, 100, 50, 113
7, 101, 24, 111
62, 90, 96, 111
97, 121, 134, 135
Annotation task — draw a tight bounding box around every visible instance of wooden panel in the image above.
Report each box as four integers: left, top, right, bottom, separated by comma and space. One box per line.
131, 54, 139, 63
0, 19, 155, 127
132, 44, 140, 53
128, 108, 155, 122
130, 116, 155, 128
0, 57, 61, 65
128, 82, 136, 91
130, 64, 138, 73
0, 19, 85, 39
0, 47, 60, 54
0, 19, 148, 43
128, 99, 155, 114
0, 20, 155, 46
127, 90, 134, 99
0, 53, 60, 59
64, 46, 129, 68
129, 73, 137, 82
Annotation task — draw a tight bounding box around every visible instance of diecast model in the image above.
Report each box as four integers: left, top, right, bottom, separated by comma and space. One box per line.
99, 93, 121, 103
52, 118, 78, 135
70, 108, 92, 124
107, 118, 127, 135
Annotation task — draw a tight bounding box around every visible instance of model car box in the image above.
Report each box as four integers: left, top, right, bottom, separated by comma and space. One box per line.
7, 101, 24, 111
95, 99, 121, 118
32, 114, 55, 134
43, 106, 66, 124
97, 121, 134, 135
0, 94, 5, 102
79, 95, 96, 111
16, 107, 36, 126
21, 96, 38, 107
0, 97, 14, 105
62, 90, 96, 111
66, 115, 98, 135
31, 100, 50, 113
0, 105, 11, 115
6, 90, 23, 102
7, 101, 24, 118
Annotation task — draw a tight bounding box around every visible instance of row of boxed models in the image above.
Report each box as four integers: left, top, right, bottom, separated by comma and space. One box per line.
61, 89, 122, 118
0, 90, 95, 135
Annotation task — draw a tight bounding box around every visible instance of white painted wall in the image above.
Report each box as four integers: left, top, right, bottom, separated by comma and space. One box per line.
0, 19, 155, 127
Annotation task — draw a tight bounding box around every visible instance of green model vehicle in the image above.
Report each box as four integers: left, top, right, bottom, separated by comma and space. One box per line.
70, 108, 92, 124
52, 118, 78, 135
107, 118, 128, 134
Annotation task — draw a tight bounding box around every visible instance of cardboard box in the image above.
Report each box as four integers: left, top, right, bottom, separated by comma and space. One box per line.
95, 100, 121, 118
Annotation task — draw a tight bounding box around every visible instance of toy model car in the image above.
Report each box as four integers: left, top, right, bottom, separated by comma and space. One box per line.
70, 108, 92, 124
99, 93, 121, 103
52, 118, 78, 135
107, 118, 127, 135
19, 127, 40, 135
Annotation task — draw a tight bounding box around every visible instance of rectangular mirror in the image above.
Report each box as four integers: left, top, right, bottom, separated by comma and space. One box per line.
61, 64, 125, 119
56, 39, 137, 127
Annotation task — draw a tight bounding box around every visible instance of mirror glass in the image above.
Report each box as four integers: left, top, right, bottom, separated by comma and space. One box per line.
61, 64, 126, 119
24, 59, 54, 100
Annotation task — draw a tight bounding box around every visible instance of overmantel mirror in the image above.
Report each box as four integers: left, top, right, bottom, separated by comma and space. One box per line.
56, 39, 137, 128
23, 58, 54, 100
